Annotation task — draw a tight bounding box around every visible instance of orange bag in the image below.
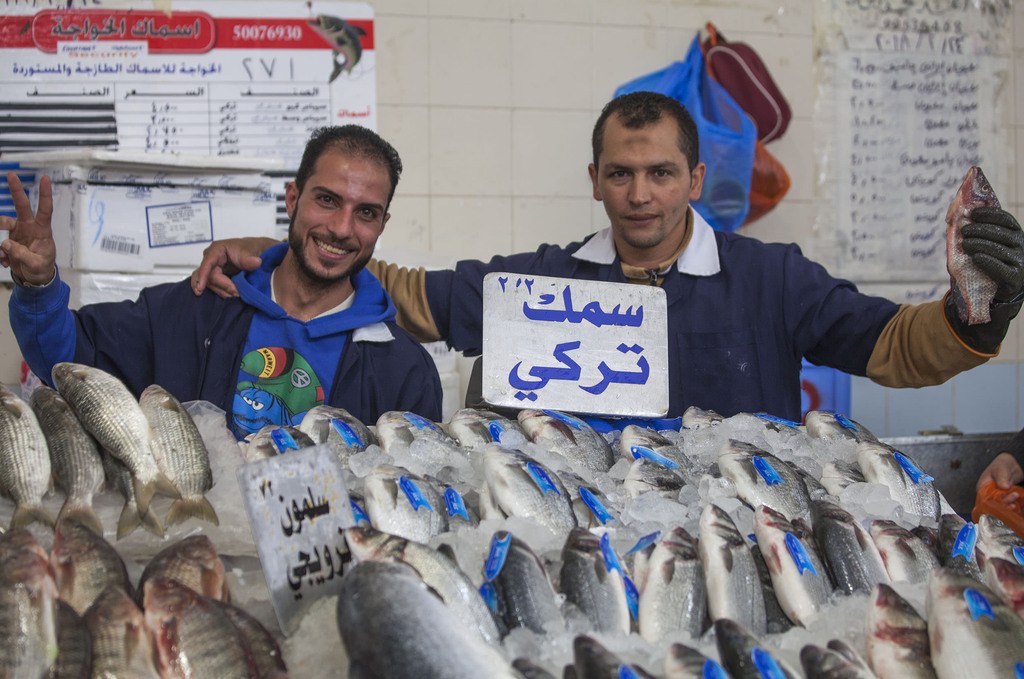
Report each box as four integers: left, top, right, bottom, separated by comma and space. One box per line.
745, 140, 790, 225
972, 480, 1024, 539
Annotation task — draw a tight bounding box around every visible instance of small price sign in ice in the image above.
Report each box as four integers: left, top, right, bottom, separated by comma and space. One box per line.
482, 272, 669, 417
237, 444, 355, 636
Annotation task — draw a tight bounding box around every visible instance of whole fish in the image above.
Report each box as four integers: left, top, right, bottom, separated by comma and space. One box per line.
800, 640, 876, 679
448, 408, 525, 449
927, 568, 1024, 677
618, 425, 698, 482
811, 500, 889, 595
517, 409, 615, 474
983, 557, 1024, 617
751, 542, 794, 633
336, 560, 518, 678
558, 527, 631, 635
865, 583, 936, 679
298, 404, 376, 459
753, 505, 832, 626
139, 384, 218, 528
868, 520, 939, 584
137, 535, 230, 603
30, 385, 104, 536
820, 459, 866, 498
714, 618, 801, 679
144, 577, 258, 677
52, 599, 92, 679
376, 410, 468, 468
52, 362, 177, 516
805, 410, 879, 443
681, 406, 724, 429
785, 460, 831, 502
698, 503, 766, 634
946, 165, 1001, 325
345, 525, 503, 644
664, 643, 729, 679
572, 635, 657, 678
911, 525, 940, 556
555, 468, 618, 528
84, 585, 161, 679
484, 531, 564, 634
246, 424, 315, 459
50, 518, 132, 616
101, 450, 164, 540
719, 439, 810, 521
638, 526, 707, 642
210, 598, 289, 678
937, 513, 982, 581
363, 465, 449, 543
309, 14, 366, 82
623, 458, 688, 498
481, 446, 577, 536
0, 384, 54, 530
975, 513, 1024, 570
0, 535, 59, 679
856, 441, 940, 521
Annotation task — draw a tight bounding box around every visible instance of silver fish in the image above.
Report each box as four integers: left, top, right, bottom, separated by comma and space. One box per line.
856, 441, 940, 521
699, 503, 766, 634
664, 643, 729, 679
558, 528, 631, 635
336, 560, 517, 678
638, 526, 707, 642
868, 520, 939, 584
376, 410, 468, 468
448, 407, 525, 449
139, 384, 218, 528
811, 499, 889, 595
363, 464, 449, 543
820, 459, 866, 497
246, 424, 315, 460
486, 531, 564, 635
719, 439, 810, 521
753, 505, 832, 626
481, 446, 577, 537
714, 617, 801, 679
345, 525, 502, 644
800, 640, 876, 679
983, 557, 1024, 618
50, 518, 132, 616
0, 532, 59, 678
805, 410, 879, 443
85, 585, 161, 679
137, 535, 230, 603
52, 362, 177, 517
572, 634, 658, 678
52, 599, 91, 679
681, 406, 724, 429
927, 568, 1024, 677
517, 409, 615, 474
975, 513, 1024, 570
30, 385, 104, 536
751, 542, 794, 633
623, 458, 688, 498
210, 598, 288, 678
865, 583, 936, 679
618, 425, 694, 472
554, 468, 618, 529
0, 384, 54, 530
946, 165, 1001, 325
937, 513, 982, 581
100, 450, 164, 540
298, 404, 376, 470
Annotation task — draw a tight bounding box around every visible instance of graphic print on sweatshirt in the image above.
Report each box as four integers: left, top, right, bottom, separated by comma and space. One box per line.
233, 346, 325, 437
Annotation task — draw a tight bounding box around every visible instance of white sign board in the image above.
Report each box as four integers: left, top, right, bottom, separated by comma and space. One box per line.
482, 273, 669, 417
236, 445, 355, 636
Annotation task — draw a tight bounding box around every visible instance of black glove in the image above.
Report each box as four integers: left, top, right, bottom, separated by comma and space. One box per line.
962, 206, 1024, 302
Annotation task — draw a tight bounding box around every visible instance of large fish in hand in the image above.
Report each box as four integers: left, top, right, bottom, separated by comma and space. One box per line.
947, 166, 1001, 324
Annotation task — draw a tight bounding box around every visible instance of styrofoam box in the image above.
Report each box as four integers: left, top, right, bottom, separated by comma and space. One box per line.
61, 268, 194, 310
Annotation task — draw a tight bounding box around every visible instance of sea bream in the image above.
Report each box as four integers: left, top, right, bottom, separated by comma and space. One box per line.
52, 600, 91, 679
363, 465, 449, 543
517, 409, 615, 474
618, 425, 700, 483
482, 531, 565, 635
719, 439, 811, 521
448, 408, 525, 449
480, 446, 577, 536
753, 505, 832, 626
376, 410, 469, 469
865, 583, 937, 679
946, 165, 1001, 325
856, 441, 940, 521
975, 513, 1024, 570
869, 519, 939, 584
0, 383, 53, 530
298, 404, 377, 459
698, 503, 766, 635
805, 410, 879, 443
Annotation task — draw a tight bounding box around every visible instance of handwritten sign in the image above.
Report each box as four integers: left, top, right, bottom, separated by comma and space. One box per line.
236, 444, 355, 635
481, 273, 669, 417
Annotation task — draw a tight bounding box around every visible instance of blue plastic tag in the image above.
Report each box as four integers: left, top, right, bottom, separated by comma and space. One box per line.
600, 532, 624, 575
702, 659, 730, 679
486, 420, 506, 441
964, 587, 995, 621
1015, 662, 1024, 679
579, 486, 613, 525
894, 451, 935, 484
626, 531, 660, 555
754, 412, 800, 429
398, 476, 433, 513
541, 409, 585, 430
1013, 546, 1024, 566
330, 418, 364, 448
752, 456, 784, 486
624, 574, 639, 621
525, 461, 560, 496
630, 445, 680, 469
751, 648, 787, 679
444, 487, 470, 521
834, 412, 857, 431
484, 531, 512, 581
269, 428, 299, 453
403, 412, 438, 431
479, 581, 498, 613
785, 533, 817, 576
350, 499, 370, 526
950, 523, 977, 561
747, 533, 758, 544
618, 666, 641, 679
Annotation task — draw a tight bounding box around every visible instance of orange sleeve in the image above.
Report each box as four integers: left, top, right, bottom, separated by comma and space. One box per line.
365, 259, 442, 342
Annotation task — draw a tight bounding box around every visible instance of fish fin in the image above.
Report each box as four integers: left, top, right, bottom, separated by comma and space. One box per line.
165, 496, 220, 528
133, 478, 156, 516
141, 508, 165, 538
328, 54, 343, 83
116, 502, 142, 540
10, 504, 55, 530
200, 567, 231, 602
156, 472, 181, 499
58, 503, 104, 537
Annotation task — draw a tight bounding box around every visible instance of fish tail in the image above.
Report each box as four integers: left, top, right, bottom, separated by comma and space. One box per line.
328, 53, 343, 83
116, 501, 142, 540
141, 507, 165, 538
10, 503, 55, 530
58, 502, 104, 536
133, 477, 156, 516
156, 472, 181, 499
165, 495, 220, 528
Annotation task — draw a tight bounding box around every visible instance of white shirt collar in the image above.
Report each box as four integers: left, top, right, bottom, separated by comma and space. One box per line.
571, 207, 721, 276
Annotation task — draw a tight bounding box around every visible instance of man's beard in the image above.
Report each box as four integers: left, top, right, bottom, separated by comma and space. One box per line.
288, 219, 371, 289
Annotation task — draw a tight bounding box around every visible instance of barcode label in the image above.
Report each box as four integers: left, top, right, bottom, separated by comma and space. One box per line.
100, 237, 140, 255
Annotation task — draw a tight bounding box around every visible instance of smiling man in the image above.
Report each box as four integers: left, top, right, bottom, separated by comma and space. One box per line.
3, 126, 442, 438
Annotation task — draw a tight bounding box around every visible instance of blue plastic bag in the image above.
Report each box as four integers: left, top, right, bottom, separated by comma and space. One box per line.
615, 34, 756, 233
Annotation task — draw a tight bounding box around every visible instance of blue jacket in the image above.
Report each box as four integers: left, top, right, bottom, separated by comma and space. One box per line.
424, 217, 900, 422
11, 260, 442, 426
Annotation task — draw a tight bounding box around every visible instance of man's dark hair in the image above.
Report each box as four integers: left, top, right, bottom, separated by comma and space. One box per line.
295, 125, 403, 209
591, 91, 699, 172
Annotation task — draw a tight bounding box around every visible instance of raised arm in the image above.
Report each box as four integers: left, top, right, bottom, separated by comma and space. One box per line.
1, 171, 56, 285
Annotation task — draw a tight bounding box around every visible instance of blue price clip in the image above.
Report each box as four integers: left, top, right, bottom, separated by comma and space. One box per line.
950, 523, 977, 561
747, 533, 758, 544
330, 418, 364, 448
1013, 546, 1024, 566
785, 533, 817, 576
893, 451, 934, 484
702, 659, 730, 679
350, 499, 370, 526
444, 487, 471, 521
600, 532, 624, 575
630, 445, 680, 469
579, 487, 613, 525
834, 412, 857, 431
486, 420, 506, 441
484, 531, 512, 581
525, 461, 560, 496
403, 412, 438, 431
751, 648, 787, 679
624, 574, 639, 621
1015, 662, 1024, 679
398, 476, 433, 513
964, 587, 995, 621
269, 428, 299, 453
542, 409, 584, 430
626, 531, 660, 555
478, 581, 498, 613
618, 666, 641, 679
754, 412, 800, 429
752, 455, 784, 486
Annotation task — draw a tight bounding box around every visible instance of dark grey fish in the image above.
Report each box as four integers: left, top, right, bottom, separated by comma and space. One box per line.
664, 643, 728, 679
246, 424, 315, 459
937, 513, 982, 581
623, 458, 688, 498
299, 404, 376, 451
681, 406, 724, 429
481, 447, 577, 536
512, 657, 558, 678
572, 635, 657, 679
487, 531, 564, 635
811, 500, 889, 595
638, 526, 706, 642
911, 525, 940, 556
800, 640, 875, 679
714, 618, 801, 679
558, 528, 631, 635
983, 557, 1024, 618
865, 583, 936, 679
618, 425, 703, 484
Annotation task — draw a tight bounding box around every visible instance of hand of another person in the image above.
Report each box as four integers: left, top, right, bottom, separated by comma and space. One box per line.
977, 452, 1024, 504
0, 172, 57, 285
963, 207, 1024, 302
191, 237, 273, 298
